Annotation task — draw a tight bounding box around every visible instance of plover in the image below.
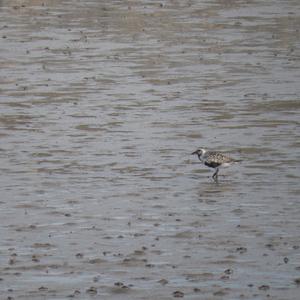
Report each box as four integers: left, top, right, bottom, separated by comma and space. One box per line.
191, 148, 241, 180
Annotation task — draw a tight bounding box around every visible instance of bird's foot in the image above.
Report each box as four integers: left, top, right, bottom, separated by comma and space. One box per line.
212, 174, 219, 182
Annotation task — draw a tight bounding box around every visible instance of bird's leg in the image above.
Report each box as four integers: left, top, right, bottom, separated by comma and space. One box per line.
212, 168, 219, 180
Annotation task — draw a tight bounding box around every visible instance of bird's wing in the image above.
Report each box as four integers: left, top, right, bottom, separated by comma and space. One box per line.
205, 152, 234, 164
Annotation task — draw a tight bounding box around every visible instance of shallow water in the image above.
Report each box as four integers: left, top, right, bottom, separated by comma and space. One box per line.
0, 0, 300, 299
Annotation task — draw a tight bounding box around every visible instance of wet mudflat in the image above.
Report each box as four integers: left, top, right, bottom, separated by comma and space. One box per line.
0, 0, 300, 299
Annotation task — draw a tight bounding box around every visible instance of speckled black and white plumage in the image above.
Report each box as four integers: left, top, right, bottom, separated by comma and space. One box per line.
192, 148, 241, 180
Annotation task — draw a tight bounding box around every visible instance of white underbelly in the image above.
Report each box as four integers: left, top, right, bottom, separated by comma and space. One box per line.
219, 162, 232, 168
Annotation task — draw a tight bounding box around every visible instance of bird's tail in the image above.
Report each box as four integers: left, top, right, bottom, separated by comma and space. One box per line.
233, 159, 242, 163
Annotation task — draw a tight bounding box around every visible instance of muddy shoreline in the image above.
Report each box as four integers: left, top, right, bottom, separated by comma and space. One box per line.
1, 0, 300, 299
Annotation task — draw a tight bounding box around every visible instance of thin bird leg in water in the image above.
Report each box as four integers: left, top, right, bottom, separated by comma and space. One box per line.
212, 168, 219, 179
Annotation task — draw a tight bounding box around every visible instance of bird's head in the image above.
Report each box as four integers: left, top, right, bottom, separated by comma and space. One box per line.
191, 148, 206, 157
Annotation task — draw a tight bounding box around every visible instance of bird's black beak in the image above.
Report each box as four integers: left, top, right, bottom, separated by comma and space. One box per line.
191, 150, 198, 155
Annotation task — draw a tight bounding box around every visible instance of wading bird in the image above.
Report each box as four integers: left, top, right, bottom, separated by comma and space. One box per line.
192, 148, 241, 180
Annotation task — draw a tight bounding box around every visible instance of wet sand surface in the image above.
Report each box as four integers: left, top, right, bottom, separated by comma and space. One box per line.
1, 0, 300, 299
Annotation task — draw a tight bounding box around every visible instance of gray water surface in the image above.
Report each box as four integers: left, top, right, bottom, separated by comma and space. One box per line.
1, 0, 300, 299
